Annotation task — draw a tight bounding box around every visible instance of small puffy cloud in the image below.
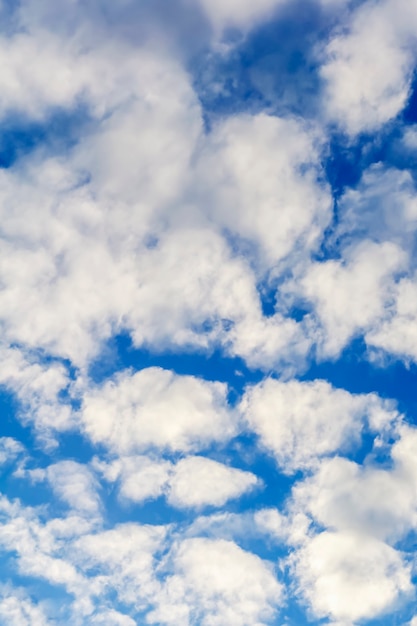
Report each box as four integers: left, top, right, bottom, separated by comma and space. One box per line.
148, 537, 283, 626
366, 272, 417, 362
241, 378, 397, 472
292, 530, 412, 623
292, 453, 417, 543
94, 455, 172, 504
196, 0, 287, 35
90, 610, 136, 626
30, 461, 101, 517
254, 508, 287, 541
320, 0, 417, 134
95, 454, 259, 509
167, 456, 260, 509
82, 367, 236, 454
0, 347, 73, 436
0, 438, 24, 467
286, 425, 417, 623
73, 523, 166, 608
0, 497, 91, 610
336, 165, 417, 251
297, 240, 406, 357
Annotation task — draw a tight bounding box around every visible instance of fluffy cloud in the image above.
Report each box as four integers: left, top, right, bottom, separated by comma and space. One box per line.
366, 272, 417, 361
82, 368, 236, 454
148, 537, 283, 626
0, 438, 24, 467
196, 113, 331, 268
167, 456, 259, 509
286, 425, 417, 623
90, 610, 136, 626
336, 165, 417, 251
196, 0, 287, 34
292, 530, 412, 623
0, 496, 94, 615
94, 454, 259, 509
241, 377, 398, 472
320, 0, 417, 134
29, 461, 101, 517
93, 455, 172, 504
0, 347, 72, 437
73, 523, 166, 609
296, 240, 406, 357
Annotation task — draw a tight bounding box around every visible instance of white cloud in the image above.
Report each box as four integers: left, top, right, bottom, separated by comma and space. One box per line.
90, 610, 136, 626
148, 537, 283, 626
336, 164, 417, 251
0, 589, 51, 626
285, 425, 417, 623
93, 455, 172, 504
0, 438, 24, 466
0, 347, 73, 436
296, 240, 406, 357
241, 377, 398, 472
366, 272, 417, 361
81, 367, 236, 454
292, 530, 412, 623
73, 523, 166, 609
167, 456, 259, 509
196, 113, 331, 268
0, 496, 93, 615
320, 0, 417, 134
196, 0, 287, 35
30, 461, 101, 517
95, 454, 259, 509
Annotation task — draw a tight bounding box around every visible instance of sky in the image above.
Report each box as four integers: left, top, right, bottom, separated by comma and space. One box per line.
1, 0, 417, 624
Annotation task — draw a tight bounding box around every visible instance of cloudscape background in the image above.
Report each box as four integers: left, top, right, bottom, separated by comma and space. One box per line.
1, 0, 417, 624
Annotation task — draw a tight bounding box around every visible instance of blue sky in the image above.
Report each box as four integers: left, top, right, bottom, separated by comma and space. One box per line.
1, 0, 417, 624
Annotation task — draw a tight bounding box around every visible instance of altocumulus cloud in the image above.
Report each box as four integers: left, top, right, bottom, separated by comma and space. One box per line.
1, 0, 417, 625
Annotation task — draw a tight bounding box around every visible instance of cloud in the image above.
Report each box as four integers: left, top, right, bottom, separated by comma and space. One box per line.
81, 367, 237, 454
285, 425, 417, 622
366, 272, 417, 362
195, 113, 331, 268
73, 523, 167, 609
320, 0, 417, 134
167, 456, 260, 508
29, 461, 102, 517
93, 455, 172, 504
295, 240, 406, 357
0, 588, 51, 626
148, 537, 283, 626
0, 347, 73, 437
90, 609, 136, 626
292, 530, 412, 623
196, 0, 288, 35
336, 164, 417, 251
95, 454, 259, 509
0, 438, 24, 467
0, 496, 93, 615
241, 377, 398, 472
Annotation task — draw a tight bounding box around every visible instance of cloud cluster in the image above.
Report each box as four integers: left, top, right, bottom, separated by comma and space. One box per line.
1, 0, 417, 625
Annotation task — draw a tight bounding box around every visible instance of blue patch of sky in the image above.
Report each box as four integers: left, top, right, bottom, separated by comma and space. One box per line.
403, 71, 417, 125
190, 1, 329, 127
302, 337, 417, 420
88, 332, 262, 396
0, 105, 93, 168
